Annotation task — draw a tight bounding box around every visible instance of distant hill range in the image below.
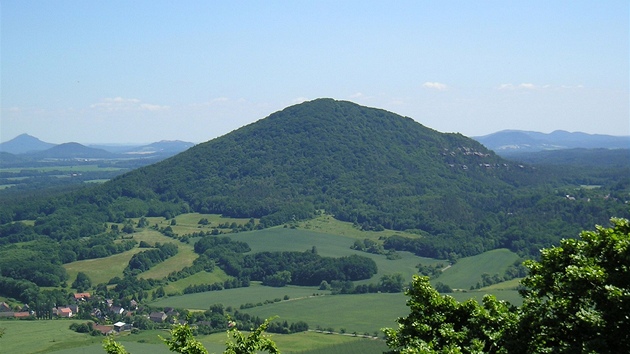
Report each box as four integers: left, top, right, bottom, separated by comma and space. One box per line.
0, 133, 195, 161
3, 99, 628, 259
473, 130, 630, 155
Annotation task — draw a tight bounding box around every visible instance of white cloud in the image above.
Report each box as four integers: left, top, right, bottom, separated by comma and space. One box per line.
422, 82, 448, 91
291, 97, 309, 104
90, 97, 169, 111
498, 83, 584, 91
349, 92, 364, 98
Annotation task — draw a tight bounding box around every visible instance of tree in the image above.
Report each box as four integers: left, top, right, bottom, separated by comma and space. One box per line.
384, 217, 630, 353
103, 317, 279, 354
72, 272, 92, 292
383, 275, 517, 353
516, 217, 630, 353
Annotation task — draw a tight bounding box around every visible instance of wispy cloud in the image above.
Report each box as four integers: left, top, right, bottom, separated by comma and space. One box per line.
91, 97, 169, 111
422, 82, 448, 91
498, 83, 583, 91
291, 97, 309, 104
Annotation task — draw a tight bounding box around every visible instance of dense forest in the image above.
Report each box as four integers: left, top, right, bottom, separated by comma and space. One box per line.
0, 99, 628, 304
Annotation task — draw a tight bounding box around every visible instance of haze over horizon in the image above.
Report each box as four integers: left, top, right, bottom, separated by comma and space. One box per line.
1, 1, 628, 144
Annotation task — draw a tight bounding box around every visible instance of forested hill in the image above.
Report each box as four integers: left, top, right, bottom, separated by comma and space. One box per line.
104, 99, 517, 229
3, 99, 628, 259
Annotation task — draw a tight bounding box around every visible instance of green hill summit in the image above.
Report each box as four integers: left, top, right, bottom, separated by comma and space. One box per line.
106, 99, 514, 240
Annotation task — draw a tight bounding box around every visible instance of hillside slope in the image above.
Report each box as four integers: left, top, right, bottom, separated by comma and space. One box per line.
106, 99, 521, 232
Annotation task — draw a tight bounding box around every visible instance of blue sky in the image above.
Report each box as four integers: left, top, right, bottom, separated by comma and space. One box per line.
1, 1, 628, 144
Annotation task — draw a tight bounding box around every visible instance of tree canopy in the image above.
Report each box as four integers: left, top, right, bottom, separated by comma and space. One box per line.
384, 217, 630, 353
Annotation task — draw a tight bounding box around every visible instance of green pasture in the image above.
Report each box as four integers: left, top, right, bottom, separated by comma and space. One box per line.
435, 248, 520, 290
161, 268, 231, 295
481, 277, 523, 291
64, 249, 142, 286
0, 319, 103, 354
46, 328, 387, 354
64, 229, 189, 286
240, 292, 408, 335
448, 289, 524, 306
294, 214, 421, 241
150, 282, 328, 310
230, 227, 442, 283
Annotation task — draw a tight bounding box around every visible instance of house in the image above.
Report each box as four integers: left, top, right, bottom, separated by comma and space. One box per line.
0, 302, 11, 312
13, 311, 30, 319
110, 306, 125, 315
73, 292, 91, 301
114, 322, 132, 332
55, 307, 73, 318
149, 311, 167, 323
93, 324, 114, 335
68, 304, 79, 314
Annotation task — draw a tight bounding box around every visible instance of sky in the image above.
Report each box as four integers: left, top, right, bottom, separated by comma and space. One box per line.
1, 1, 628, 144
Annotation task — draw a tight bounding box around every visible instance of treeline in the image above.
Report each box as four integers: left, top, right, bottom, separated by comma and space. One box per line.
242, 251, 378, 286
124, 242, 178, 274
192, 236, 377, 286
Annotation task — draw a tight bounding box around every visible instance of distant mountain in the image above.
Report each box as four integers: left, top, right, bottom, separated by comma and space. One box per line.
123, 140, 195, 156
0, 133, 56, 154
473, 130, 630, 155
32, 142, 119, 159
104, 98, 523, 235
3, 99, 628, 261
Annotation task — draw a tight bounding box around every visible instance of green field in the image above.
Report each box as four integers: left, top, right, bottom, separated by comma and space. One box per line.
434, 248, 520, 290
151, 282, 329, 310
240, 292, 408, 335
229, 227, 442, 283
162, 268, 231, 295
64, 229, 195, 286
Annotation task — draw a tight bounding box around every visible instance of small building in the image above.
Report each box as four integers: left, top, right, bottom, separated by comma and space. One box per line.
93, 324, 114, 335
149, 311, 167, 323
55, 307, 73, 318
113, 321, 132, 332
110, 306, 125, 315
73, 292, 91, 301
0, 302, 11, 312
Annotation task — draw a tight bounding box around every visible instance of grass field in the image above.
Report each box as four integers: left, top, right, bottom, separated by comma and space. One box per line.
151, 282, 329, 310
161, 268, 232, 295
43, 328, 387, 354
64, 229, 195, 286
240, 292, 408, 335
0, 319, 104, 354
229, 227, 442, 284
434, 248, 520, 290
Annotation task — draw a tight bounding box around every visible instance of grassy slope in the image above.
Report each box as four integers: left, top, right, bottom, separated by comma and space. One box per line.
434, 248, 520, 290
151, 282, 328, 310
240, 292, 408, 335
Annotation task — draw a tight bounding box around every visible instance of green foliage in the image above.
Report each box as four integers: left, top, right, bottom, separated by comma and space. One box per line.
517, 217, 630, 353
383, 275, 518, 353
102, 317, 280, 354
384, 218, 630, 353
72, 271, 92, 292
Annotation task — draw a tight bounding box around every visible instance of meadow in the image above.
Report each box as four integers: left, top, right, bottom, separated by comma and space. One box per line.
8, 213, 527, 353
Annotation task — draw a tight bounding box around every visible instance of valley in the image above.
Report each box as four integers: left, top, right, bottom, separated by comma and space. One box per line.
0, 99, 628, 353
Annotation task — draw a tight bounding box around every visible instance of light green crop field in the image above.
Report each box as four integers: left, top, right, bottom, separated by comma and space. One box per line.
294, 214, 422, 241
64, 249, 143, 286
162, 268, 231, 295
228, 227, 442, 284
139, 246, 197, 280
0, 319, 103, 354
240, 292, 408, 335
150, 282, 329, 310
434, 248, 520, 290
64, 229, 191, 285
